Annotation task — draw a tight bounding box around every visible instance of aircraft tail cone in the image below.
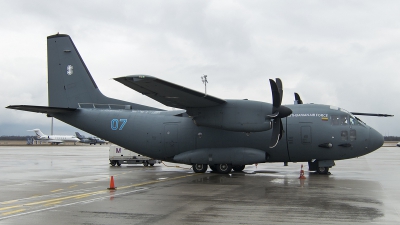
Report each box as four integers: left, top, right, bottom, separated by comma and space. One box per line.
299, 164, 306, 179
107, 176, 117, 190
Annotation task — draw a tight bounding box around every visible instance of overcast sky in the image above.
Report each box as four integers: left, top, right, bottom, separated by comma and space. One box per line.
1, 1, 399, 137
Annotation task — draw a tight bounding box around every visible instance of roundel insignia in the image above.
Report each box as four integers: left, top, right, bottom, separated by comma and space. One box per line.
67, 65, 74, 75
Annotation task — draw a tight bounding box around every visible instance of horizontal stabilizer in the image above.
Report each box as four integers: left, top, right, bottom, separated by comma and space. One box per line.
350, 112, 394, 117
114, 75, 226, 109
6, 105, 76, 114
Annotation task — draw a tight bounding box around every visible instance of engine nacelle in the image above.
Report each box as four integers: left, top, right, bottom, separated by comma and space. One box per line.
173, 147, 268, 165
187, 99, 273, 132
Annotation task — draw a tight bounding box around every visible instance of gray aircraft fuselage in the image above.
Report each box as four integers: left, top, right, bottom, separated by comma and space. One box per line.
53, 102, 382, 163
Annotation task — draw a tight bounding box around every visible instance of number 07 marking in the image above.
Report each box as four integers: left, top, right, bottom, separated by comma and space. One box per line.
111, 119, 128, 130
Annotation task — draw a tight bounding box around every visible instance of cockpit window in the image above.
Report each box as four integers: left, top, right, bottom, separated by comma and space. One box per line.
331, 115, 340, 125
331, 115, 349, 126
340, 115, 348, 125
349, 117, 358, 125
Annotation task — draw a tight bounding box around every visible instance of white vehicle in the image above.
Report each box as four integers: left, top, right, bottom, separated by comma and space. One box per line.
109, 145, 161, 167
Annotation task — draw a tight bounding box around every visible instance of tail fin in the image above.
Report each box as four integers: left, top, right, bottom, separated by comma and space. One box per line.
28, 129, 46, 138
47, 34, 159, 110
75, 132, 84, 139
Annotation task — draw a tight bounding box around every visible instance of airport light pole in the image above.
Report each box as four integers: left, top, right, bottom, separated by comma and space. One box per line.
201, 75, 208, 96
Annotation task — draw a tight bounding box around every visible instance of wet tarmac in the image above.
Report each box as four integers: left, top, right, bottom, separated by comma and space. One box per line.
0, 146, 399, 224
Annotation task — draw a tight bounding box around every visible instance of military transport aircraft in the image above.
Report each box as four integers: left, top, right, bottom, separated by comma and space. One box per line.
7, 34, 392, 174
75, 132, 107, 145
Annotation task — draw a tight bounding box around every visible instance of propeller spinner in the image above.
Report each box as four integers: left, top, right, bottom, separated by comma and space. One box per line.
268, 78, 292, 148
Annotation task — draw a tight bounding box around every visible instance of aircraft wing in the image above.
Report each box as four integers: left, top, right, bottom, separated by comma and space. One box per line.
114, 75, 226, 109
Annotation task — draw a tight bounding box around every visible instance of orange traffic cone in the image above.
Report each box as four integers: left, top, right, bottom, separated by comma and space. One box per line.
107, 176, 117, 190
299, 164, 306, 179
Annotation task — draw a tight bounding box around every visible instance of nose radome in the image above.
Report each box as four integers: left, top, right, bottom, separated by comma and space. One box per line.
369, 128, 384, 151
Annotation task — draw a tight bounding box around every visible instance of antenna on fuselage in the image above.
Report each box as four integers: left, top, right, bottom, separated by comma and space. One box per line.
201, 74, 208, 96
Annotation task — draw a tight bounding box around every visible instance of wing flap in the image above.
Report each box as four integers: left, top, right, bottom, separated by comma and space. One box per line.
114, 75, 226, 109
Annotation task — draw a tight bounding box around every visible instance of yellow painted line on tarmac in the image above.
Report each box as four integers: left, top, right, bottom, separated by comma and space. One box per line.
44, 201, 62, 207
25, 191, 106, 206
0, 205, 22, 211
1, 209, 25, 216
51, 189, 63, 193
69, 185, 77, 188
1, 200, 17, 205
0, 173, 200, 212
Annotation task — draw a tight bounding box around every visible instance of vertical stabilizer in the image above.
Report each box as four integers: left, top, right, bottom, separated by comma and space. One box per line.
75, 132, 84, 139
47, 34, 159, 110
29, 129, 46, 138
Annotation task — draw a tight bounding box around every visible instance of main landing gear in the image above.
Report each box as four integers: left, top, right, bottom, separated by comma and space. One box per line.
192, 164, 246, 174
316, 167, 329, 174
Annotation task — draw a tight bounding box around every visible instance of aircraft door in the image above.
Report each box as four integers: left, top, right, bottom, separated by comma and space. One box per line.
301, 126, 312, 144
164, 123, 179, 157
286, 123, 314, 161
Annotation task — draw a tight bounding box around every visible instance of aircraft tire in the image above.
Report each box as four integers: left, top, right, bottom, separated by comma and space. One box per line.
110, 161, 116, 166
116, 161, 121, 166
232, 165, 245, 172
150, 164, 154, 166
216, 164, 232, 174
193, 164, 208, 173
143, 161, 149, 167
316, 167, 329, 174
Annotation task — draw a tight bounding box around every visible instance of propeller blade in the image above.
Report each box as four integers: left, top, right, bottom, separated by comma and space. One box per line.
270, 119, 281, 148
269, 79, 281, 109
276, 78, 283, 102
294, 92, 303, 104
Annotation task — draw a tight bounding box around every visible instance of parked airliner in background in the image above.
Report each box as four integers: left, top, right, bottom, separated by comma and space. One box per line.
29, 129, 80, 145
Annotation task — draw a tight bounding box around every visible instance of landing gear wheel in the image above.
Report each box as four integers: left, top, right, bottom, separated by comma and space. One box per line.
317, 167, 329, 174
150, 164, 154, 167
209, 164, 217, 172
232, 165, 245, 172
216, 164, 232, 174
116, 161, 121, 166
193, 164, 208, 173
143, 161, 149, 167
110, 161, 116, 166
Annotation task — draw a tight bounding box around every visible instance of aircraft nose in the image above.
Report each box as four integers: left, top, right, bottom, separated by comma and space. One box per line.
369, 127, 384, 151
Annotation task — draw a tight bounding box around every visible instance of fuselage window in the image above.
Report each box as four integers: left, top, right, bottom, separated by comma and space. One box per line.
341, 130, 348, 141
350, 129, 356, 141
